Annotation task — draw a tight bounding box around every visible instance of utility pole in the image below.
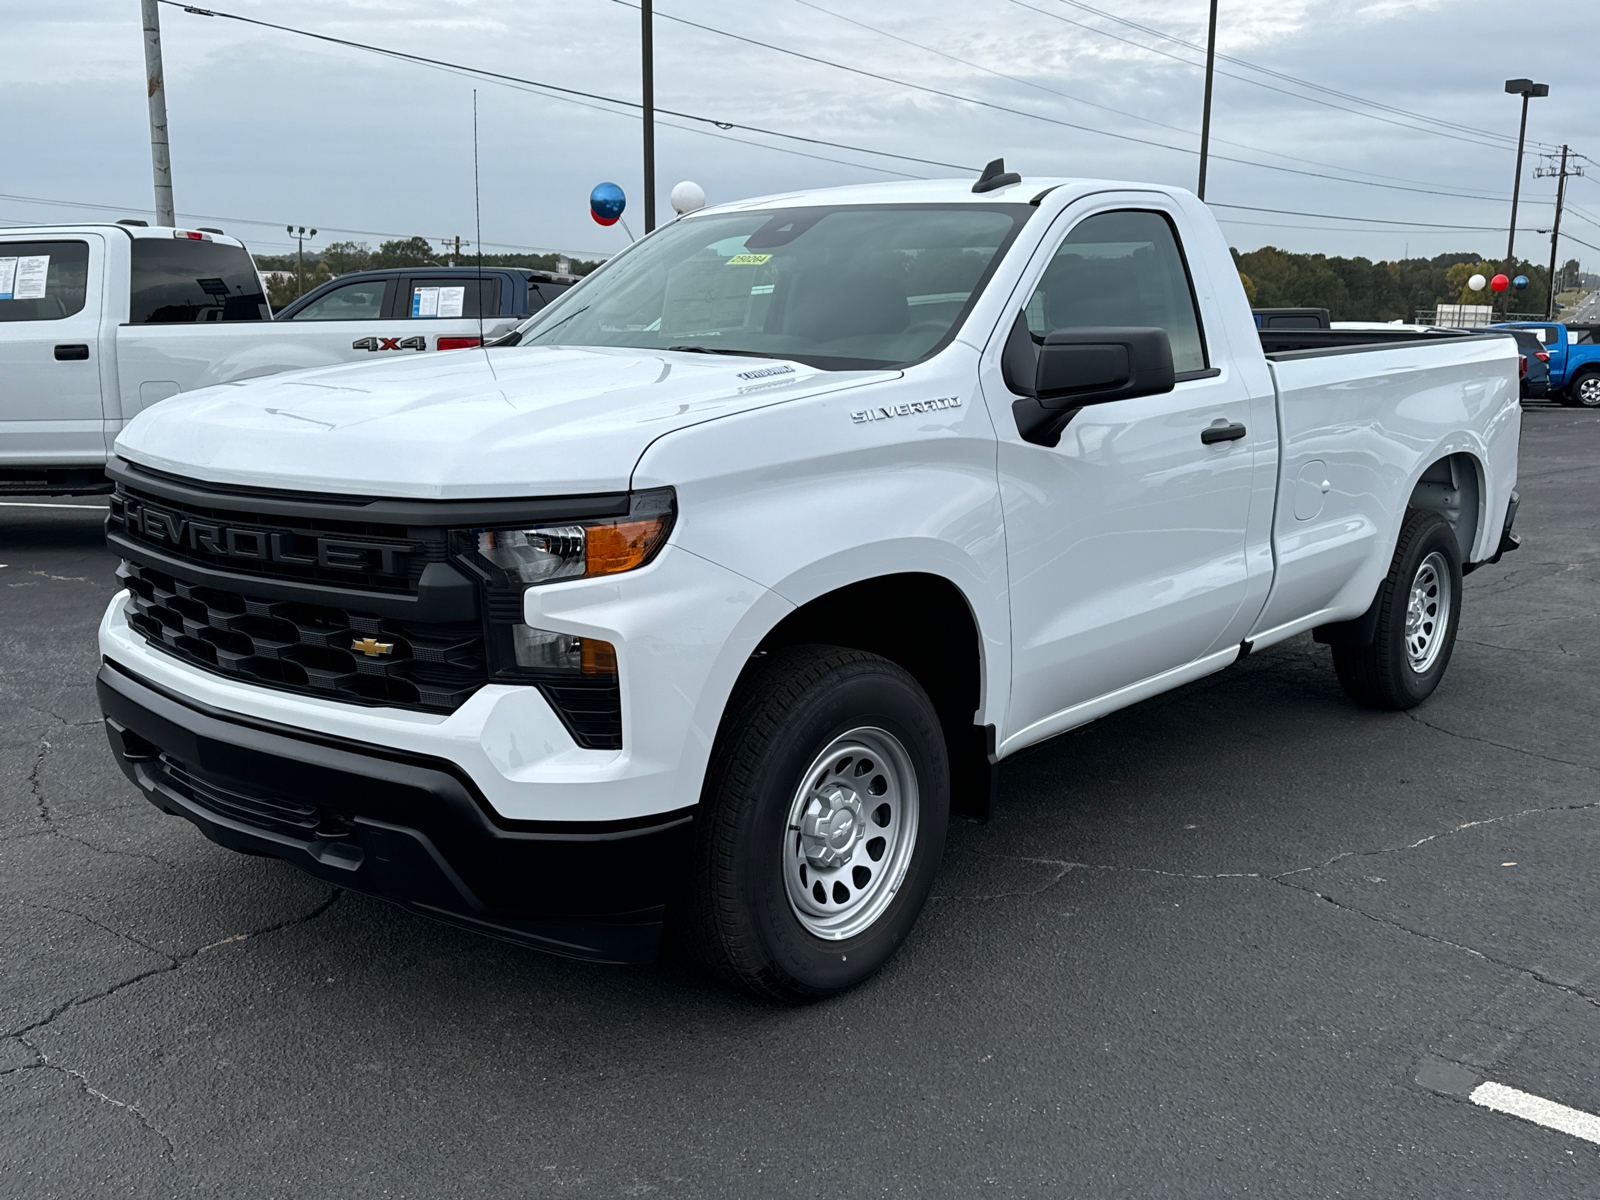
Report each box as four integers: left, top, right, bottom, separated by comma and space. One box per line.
1195, 0, 1218, 200
1502, 79, 1548, 270
1538, 146, 1584, 321
140, 0, 175, 226
286, 226, 316, 297
641, 0, 656, 233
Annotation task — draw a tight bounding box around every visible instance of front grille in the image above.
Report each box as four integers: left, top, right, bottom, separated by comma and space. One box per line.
107, 483, 432, 593
107, 467, 630, 745
120, 560, 486, 712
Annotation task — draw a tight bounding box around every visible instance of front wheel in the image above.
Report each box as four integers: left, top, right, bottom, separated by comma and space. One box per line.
683, 646, 949, 1002
1331, 508, 1463, 710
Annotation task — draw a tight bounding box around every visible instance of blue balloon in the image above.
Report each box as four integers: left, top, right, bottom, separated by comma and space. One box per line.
1512, 274, 1530, 291
590, 182, 626, 225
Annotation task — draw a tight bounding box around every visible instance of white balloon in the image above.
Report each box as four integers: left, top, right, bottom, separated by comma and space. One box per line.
671, 181, 706, 215
1468, 273, 1487, 291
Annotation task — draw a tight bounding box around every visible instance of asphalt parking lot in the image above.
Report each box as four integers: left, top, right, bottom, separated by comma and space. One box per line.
2, 405, 1597, 1198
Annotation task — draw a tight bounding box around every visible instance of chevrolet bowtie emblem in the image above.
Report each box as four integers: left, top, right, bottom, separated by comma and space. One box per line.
351, 637, 394, 657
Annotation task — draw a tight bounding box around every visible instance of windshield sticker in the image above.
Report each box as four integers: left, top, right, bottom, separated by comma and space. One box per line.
12, 255, 49, 300
0, 258, 15, 299
851, 396, 962, 423
735, 364, 795, 381
725, 254, 771, 266
750, 284, 775, 295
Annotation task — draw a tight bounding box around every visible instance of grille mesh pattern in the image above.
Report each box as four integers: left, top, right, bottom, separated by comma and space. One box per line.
120, 561, 486, 712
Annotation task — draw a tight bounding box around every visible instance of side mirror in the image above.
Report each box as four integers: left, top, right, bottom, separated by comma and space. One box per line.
1002, 312, 1176, 447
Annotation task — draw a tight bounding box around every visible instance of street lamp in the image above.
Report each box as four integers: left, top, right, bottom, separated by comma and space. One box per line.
1503, 79, 1548, 271
286, 225, 317, 298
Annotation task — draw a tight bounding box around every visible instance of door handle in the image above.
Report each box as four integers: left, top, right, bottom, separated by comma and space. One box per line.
54, 344, 90, 361
1201, 421, 1247, 444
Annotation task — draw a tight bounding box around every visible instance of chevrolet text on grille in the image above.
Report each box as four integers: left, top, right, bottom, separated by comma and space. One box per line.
117, 497, 411, 575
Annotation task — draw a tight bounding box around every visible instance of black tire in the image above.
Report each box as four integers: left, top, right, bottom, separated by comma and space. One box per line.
683, 645, 949, 1002
1331, 509, 1463, 710
1567, 369, 1600, 408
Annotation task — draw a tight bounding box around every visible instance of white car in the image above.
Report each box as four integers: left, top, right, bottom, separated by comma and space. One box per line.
0, 224, 520, 495
94, 168, 1521, 999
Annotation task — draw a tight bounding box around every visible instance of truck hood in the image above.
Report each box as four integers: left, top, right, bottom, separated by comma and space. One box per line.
115, 346, 891, 498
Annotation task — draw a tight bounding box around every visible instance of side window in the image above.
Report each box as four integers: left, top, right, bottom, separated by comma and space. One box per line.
403, 277, 498, 319
0, 240, 91, 323
130, 239, 269, 323
288, 280, 387, 321
1025, 209, 1208, 375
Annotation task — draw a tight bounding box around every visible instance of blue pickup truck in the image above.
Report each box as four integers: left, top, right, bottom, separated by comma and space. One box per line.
1494, 322, 1600, 407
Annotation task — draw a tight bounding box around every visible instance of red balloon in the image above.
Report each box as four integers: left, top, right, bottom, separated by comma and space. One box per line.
1490, 273, 1510, 293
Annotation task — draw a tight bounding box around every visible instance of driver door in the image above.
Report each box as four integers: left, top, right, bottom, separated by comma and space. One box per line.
980, 197, 1261, 748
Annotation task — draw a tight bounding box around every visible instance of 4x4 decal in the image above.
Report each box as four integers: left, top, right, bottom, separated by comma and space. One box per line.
352, 336, 427, 352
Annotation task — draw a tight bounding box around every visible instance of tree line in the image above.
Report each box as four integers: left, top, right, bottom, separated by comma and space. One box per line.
1233, 246, 1584, 322
253, 238, 604, 310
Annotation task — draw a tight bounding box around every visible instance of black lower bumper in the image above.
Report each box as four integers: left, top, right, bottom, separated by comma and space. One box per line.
97, 661, 692, 964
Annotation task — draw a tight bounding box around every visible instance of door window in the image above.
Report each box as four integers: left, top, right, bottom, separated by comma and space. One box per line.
0, 240, 90, 322
130, 239, 269, 323
1025, 209, 1208, 374
288, 279, 388, 320
403, 277, 498, 319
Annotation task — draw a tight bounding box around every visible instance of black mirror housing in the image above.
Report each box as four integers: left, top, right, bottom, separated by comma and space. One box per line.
1003, 314, 1176, 447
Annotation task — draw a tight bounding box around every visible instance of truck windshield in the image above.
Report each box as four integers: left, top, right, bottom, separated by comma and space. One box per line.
514, 204, 1031, 369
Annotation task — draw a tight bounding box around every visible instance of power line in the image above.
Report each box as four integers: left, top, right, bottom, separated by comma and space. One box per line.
621, 0, 1515, 203
784, 0, 1512, 201
1207, 202, 1519, 231
1046, 0, 1558, 153
0, 189, 615, 257
1009, 0, 1541, 157
163, 1, 971, 174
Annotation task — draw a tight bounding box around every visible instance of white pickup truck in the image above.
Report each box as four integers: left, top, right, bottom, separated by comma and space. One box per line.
95, 168, 1521, 1000
0, 223, 518, 495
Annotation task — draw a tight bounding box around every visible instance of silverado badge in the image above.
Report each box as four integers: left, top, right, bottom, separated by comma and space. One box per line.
351, 637, 394, 657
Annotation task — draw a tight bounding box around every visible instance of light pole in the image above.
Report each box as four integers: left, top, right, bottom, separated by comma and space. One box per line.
286, 225, 317, 297
1503, 79, 1547, 270
641, 0, 656, 233
1196, 0, 1219, 201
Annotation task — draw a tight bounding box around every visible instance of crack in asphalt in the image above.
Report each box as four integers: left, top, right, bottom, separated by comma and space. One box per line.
1272, 799, 1600, 879
27, 732, 55, 824
5, 889, 343, 1159
6, 889, 343, 1043
1271, 877, 1600, 1013
26, 1052, 178, 1160
1403, 710, 1599, 773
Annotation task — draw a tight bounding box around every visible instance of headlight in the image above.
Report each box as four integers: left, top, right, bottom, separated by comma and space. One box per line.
466, 487, 675, 587
453, 488, 675, 708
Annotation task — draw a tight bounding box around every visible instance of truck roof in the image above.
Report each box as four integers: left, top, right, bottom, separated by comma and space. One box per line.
696, 176, 1185, 215
0, 222, 249, 249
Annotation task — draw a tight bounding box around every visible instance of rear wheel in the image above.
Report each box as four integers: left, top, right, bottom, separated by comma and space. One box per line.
1567, 369, 1600, 408
1331, 509, 1463, 710
683, 645, 949, 1002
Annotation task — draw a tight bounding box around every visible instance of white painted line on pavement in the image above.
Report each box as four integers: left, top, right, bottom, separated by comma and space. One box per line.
0, 501, 107, 509
1471, 1081, 1600, 1146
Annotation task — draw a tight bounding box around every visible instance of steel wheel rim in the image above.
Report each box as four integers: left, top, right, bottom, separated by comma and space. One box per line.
782, 726, 919, 941
1405, 551, 1451, 673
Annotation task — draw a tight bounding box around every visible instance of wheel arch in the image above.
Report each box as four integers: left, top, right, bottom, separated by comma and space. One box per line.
743, 571, 996, 818
1408, 450, 1485, 566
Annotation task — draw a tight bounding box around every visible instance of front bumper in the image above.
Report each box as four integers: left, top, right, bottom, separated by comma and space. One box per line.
98, 661, 692, 963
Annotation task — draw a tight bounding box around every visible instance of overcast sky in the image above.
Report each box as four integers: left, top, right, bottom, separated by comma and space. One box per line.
5, 0, 1599, 269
